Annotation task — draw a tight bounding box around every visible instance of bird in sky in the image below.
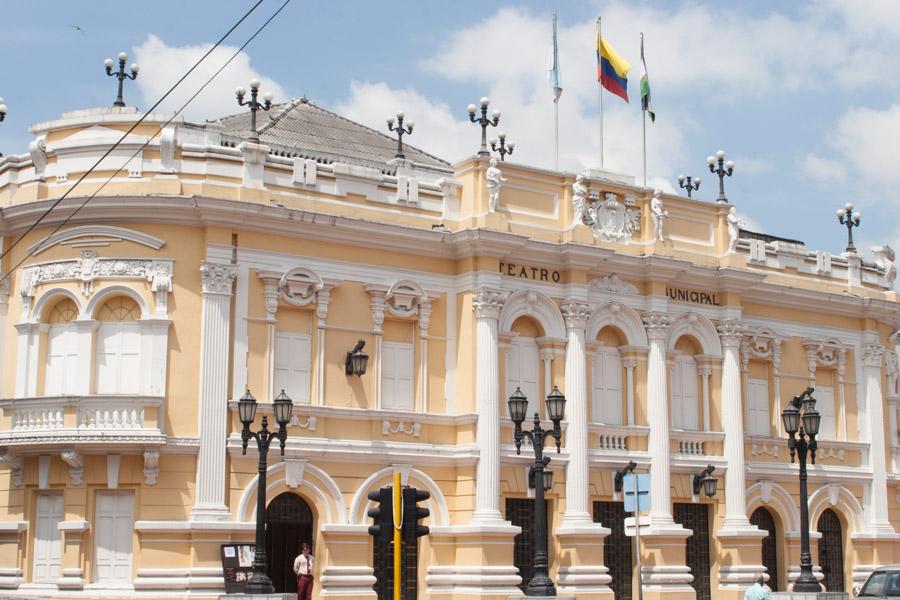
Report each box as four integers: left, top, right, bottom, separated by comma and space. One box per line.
70, 25, 85, 35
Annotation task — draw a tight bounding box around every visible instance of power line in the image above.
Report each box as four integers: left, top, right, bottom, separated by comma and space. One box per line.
0, 0, 266, 269
2, 0, 292, 287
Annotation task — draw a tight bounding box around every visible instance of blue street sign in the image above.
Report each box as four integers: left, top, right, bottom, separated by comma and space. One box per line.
622, 473, 651, 513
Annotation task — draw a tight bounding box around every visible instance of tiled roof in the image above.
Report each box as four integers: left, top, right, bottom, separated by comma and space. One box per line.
215, 97, 451, 172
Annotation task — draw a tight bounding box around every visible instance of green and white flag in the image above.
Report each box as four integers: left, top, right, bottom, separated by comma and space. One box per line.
640, 35, 654, 122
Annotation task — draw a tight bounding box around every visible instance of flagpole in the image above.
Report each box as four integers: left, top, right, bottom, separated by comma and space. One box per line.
554, 11, 560, 171
642, 33, 647, 188
597, 16, 604, 169
554, 97, 559, 171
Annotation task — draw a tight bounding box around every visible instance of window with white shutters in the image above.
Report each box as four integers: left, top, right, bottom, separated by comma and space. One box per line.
273, 332, 311, 404
747, 378, 771, 436
33, 493, 63, 582
506, 338, 540, 418
95, 297, 141, 395
46, 324, 79, 395
94, 491, 134, 584
381, 342, 414, 410
592, 347, 623, 424
815, 386, 837, 440
671, 355, 700, 430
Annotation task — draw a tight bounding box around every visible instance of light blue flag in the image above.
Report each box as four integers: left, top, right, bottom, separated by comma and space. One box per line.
549, 11, 562, 101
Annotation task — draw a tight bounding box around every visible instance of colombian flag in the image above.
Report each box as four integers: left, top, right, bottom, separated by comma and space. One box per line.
596, 33, 632, 102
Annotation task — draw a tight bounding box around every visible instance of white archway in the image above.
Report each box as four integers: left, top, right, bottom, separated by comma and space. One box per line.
667, 311, 722, 355
587, 302, 648, 346
746, 480, 800, 532
82, 284, 150, 320
237, 461, 346, 524
807, 483, 863, 533
30, 287, 83, 323
348, 466, 450, 527
499, 290, 566, 339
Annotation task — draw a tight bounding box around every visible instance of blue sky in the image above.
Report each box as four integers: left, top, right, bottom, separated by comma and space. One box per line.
2, 0, 900, 259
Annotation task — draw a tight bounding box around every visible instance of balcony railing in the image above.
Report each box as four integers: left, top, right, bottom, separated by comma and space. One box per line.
671, 429, 724, 457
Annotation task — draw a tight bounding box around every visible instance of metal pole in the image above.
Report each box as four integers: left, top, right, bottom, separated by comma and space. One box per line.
642, 110, 647, 188
393, 471, 402, 600
554, 98, 559, 171
245, 422, 274, 593
795, 439, 820, 592
597, 16, 604, 169
633, 474, 644, 600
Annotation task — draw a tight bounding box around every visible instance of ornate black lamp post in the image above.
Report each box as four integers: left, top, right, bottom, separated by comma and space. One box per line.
238, 389, 294, 594
0, 98, 6, 123
836, 202, 862, 253
706, 150, 735, 203
236, 79, 273, 144
781, 387, 822, 593
386, 111, 414, 159
677, 174, 701, 198
490, 132, 515, 161
468, 97, 501, 157
508, 386, 566, 596
104, 52, 139, 108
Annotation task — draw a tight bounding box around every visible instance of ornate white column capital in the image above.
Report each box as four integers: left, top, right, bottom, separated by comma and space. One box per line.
472, 289, 506, 321
418, 301, 433, 334
200, 262, 237, 295
642, 311, 672, 341
718, 320, 748, 348
61, 450, 84, 486
863, 343, 885, 368
561, 300, 591, 331
262, 279, 279, 320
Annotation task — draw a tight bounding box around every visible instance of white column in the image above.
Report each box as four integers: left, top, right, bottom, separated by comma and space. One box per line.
862, 342, 895, 534
471, 289, 505, 524
643, 312, 674, 526
539, 348, 554, 397
624, 357, 636, 426
263, 279, 279, 401
561, 301, 592, 526
364, 285, 387, 408
718, 320, 753, 531
315, 288, 332, 406
699, 366, 712, 432
419, 302, 432, 413
190, 262, 237, 521
14, 322, 39, 398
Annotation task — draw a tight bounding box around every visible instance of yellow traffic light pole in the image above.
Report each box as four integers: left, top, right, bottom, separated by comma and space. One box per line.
393, 471, 402, 600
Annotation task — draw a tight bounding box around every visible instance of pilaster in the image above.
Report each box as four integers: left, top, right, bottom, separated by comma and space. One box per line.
862, 340, 895, 535
561, 300, 592, 526
190, 261, 237, 521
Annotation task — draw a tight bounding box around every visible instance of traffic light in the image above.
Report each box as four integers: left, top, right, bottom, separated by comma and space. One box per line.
402, 486, 430, 541
367, 486, 393, 542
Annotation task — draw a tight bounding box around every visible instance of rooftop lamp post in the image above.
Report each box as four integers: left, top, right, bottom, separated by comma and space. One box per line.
236, 79, 273, 144
0, 98, 6, 123
489, 132, 515, 161
104, 52, 139, 107
836, 202, 862, 254
238, 389, 294, 594
706, 150, 735, 203
508, 386, 566, 596
781, 387, 822, 593
386, 111, 414, 159
468, 97, 501, 157
677, 174, 701, 198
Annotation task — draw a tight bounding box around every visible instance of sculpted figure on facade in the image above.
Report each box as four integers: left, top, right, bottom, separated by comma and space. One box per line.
650, 189, 668, 242
28, 135, 48, 181
485, 157, 506, 213
589, 192, 640, 243
570, 174, 590, 227
726, 206, 742, 254
873, 244, 897, 287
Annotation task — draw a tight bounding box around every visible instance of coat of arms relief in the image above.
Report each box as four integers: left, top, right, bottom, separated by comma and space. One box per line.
571, 178, 640, 243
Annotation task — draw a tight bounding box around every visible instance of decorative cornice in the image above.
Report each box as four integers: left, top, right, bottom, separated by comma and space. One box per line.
21, 252, 174, 299
199, 262, 237, 295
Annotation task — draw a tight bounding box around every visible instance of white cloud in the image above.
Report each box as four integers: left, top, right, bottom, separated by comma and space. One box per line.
132, 34, 286, 121
801, 154, 847, 184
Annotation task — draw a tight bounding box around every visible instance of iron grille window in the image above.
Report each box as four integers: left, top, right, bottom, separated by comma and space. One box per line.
675, 503, 711, 600
750, 507, 779, 591
817, 508, 845, 593
594, 501, 632, 600
265, 493, 314, 593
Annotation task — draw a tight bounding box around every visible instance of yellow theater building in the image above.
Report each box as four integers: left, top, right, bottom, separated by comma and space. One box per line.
0, 97, 899, 600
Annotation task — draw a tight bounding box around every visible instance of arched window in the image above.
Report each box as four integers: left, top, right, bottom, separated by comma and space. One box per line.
817, 508, 845, 592
592, 326, 625, 425
45, 298, 79, 396
505, 317, 542, 418
671, 341, 700, 431
95, 297, 141, 394
751, 507, 779, 591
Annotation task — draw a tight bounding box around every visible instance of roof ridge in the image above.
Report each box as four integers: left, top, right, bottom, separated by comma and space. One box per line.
258, 97, 308, 136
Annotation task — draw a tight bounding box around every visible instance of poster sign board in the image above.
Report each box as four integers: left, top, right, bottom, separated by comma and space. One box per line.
622, 473, 651, 513
220, 543, 256, 594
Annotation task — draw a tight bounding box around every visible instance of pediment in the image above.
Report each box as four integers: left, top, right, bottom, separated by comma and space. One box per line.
28, 225, 165, 255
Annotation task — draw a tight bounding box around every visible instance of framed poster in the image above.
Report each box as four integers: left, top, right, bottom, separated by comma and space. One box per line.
220, 543, 255, 594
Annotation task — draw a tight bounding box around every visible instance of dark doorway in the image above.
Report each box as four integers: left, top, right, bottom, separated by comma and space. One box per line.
266, 492, 314, 594
594, 501, 632, 600
750, 507, 779, 591
506, 497, 550, 593
675, 503, 711, 600
818, 508, 845, 592
373, 524, 418, 599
